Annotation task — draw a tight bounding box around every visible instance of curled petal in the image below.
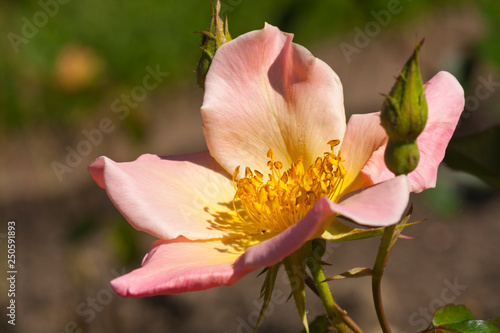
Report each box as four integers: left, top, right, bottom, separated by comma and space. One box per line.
240, 175, 409, 270
202, 23, 345, 176
88, 151, 260, 240
111, 201, 332, 296
241, 197, 335, 268
110, 176, 409, 297
362, 71, 465, 192
110, 203, 333, 297
328, 175, 409, 227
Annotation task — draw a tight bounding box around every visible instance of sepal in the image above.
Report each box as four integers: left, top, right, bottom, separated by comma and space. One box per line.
323, 267, 373, 282
253, 264, 281, 333
283, 243, 311, 333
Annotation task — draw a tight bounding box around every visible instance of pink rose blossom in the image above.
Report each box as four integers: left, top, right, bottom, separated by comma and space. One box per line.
89, 24, 464, 297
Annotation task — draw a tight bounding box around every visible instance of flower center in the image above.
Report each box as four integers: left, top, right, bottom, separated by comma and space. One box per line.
232, 140, 346, 233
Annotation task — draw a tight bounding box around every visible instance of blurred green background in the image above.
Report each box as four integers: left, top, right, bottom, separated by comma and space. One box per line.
2, 0, 499, 131
1, 0, 499, 332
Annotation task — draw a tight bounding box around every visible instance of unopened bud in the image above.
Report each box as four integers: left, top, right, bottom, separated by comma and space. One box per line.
196, 0, 232, 89
381, 39, 427, 176
384, 140, 420, 176
380, 39, 427, 142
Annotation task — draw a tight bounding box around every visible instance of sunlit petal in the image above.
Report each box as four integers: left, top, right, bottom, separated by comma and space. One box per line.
202, 23, 345, 176
111, 237, 256, 297
89, 151, 260, 240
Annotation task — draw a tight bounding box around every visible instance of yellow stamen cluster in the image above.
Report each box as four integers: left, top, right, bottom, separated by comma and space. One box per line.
232, 140, 346, 233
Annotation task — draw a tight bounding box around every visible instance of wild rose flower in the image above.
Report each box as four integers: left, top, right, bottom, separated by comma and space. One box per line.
88, 24, 464, 297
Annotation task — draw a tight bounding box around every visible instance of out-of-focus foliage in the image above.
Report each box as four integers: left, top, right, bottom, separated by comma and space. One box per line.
478, 1, 500, 71
1, 3, 499, 332
444, 125, 500, 188
0, 0, 483, 132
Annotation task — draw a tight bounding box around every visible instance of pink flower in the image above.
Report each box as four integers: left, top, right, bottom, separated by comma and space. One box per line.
88, 24, 464, 297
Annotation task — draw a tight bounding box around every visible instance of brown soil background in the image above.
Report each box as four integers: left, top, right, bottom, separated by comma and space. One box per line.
1, 6, 499, 333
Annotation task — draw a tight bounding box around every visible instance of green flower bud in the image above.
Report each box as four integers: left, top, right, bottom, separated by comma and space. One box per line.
380, 40, 427, 142
384, 140, 420, 176
196, 0, 232, 89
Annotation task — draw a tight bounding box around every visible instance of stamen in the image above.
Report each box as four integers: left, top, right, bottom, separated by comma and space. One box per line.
232, 141, 346, 233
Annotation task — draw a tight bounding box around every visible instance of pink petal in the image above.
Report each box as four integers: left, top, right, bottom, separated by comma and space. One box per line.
362, 71, 465, 192
241, 197, 335, 268
202, 23, 345, 177
110, 177, 409, 297
111, 203, 333, 296
111, 201, 332, 296
339, 112, 387, 194
330, 175, 409, 227
361, 145, 393, 188
111, 238, 255, 297
88, 151, 260, 240
242, 175, 409, 268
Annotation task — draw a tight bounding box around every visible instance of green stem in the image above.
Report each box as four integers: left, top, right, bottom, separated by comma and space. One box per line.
307, 258, 364, 333
372, 224, 397, 333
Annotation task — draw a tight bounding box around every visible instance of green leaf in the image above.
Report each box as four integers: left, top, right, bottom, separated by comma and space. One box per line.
444, 126, 500, 188
253, 264, 280, 333
300, 315, 332, 333
426, 305, 500, 333
323, 267, 373, 282
491, 317, 500, 326
432, 304, 476, 326
284, 243, 311, 333
441, 320, 500, 333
